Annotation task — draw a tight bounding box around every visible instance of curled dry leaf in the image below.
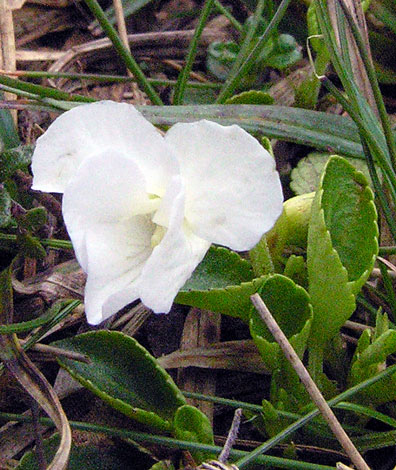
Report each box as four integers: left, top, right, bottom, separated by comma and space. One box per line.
0, 267, 72, 469
157, 339, 269, 374
12, 259, 85, 303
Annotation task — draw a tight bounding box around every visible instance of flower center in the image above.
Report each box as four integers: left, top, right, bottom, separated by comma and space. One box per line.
151, 225, 167, 248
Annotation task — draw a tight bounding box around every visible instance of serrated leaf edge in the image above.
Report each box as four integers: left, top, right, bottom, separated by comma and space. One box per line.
55, 331, 186, 430
58, 358, 172, 432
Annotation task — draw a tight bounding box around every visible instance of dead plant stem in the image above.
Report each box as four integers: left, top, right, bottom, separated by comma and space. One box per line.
250, 293, 370, 470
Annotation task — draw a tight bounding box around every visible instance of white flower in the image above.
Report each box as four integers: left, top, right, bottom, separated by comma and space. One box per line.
32, 101, 283, 324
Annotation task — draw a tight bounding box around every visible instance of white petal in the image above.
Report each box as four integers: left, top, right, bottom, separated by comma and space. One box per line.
62, 151, 155, 324
32, 101, 177, 194
109, 176, 211, 314
83, 221, 152, 324
165, 120, 284, 251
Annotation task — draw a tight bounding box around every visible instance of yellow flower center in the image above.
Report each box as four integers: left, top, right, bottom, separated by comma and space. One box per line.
151, 225, 167, 248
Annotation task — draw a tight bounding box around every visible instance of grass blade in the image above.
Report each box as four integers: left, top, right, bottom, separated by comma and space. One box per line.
173, 0, 215, 105
215, 0, 293, 103
84, 0, 163, 105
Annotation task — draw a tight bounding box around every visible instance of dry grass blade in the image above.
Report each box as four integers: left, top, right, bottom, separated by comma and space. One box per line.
377, 256, 396, 275
0, 0, 17, 122
0, 267, 71, 469
158, 339, 269, 374
0, 335, 72, 469
47, 28, 228, 81
112, 0, 147, 104
250, 293, 370, 470
327, 0, 377, 115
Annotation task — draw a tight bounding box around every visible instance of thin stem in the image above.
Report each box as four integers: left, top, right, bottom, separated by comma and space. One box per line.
224, 0, 265, 94
216, 0, 293, 103
362, 138, 396, 242
0, 413, 335, 470
379, 246, 396, 255
22, 301, 82, 352
218, 408, 242, 463
83, 0, 163, 105
213, 0, 242, 32
3, 70, 222, 88
336, 401, 396, 429
19, 339, 90, 363
0, 233, 73, 250
0, 300, 81, 374
0, 309, 66, 334
0, 74, 93, 102
247, 294, 370, 470
173, 0, 215, 104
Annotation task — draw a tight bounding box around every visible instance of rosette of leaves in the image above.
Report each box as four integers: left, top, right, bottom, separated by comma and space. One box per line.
207, 16, 301, 84
307, 156, 378, 355
348, 312, 396, 407
249, 275, 313, 421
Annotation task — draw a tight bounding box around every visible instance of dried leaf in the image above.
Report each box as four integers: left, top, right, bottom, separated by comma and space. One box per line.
0, 266, 72, 469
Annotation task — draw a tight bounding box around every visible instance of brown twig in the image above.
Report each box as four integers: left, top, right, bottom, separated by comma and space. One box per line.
19, 338, 90, 363
0, 0, 17, 122
218, 408, 243, 464
250, 293, 371, 470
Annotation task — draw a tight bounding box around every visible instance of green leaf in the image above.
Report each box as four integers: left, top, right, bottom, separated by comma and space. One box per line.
225, 90, 274, 105
351, 313, 396, 372
259, 399, 294, 437
266, 192, 314, 268
89, 0, 155, 34
207, 41, 240, 81
348, 313, 396, 406
250, 274, 312, 372
149, 462, 175, 470
290, 152, 377, 195
173, 405, 214, 464
249, 235, 274, 277
16, 233, 47, 260
181, 247, 253, 291
182, 87, 217, 105
0, 145, 33, 180
176, 246, 267, 321
0, 93, 20, 151
262, 34, 302, 70
307, 156, 378, 348
139, 105, 364, 160
357, 329, 396, 368
283, 255, 308, 289
53, 331, 186, 431
321, 158, 378, 284
19, 207, 47, 232
307, 1, 329, 57
0, 185, 12, 228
